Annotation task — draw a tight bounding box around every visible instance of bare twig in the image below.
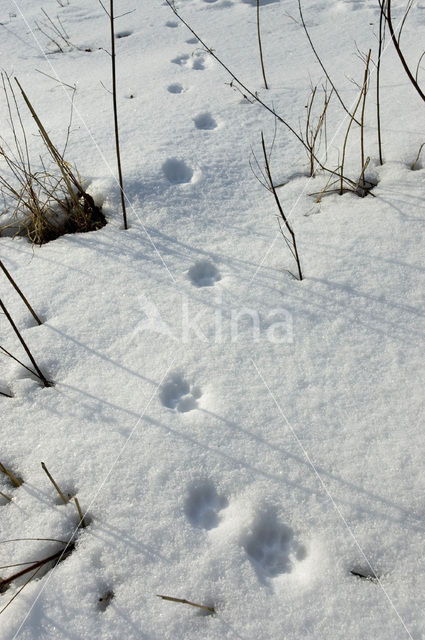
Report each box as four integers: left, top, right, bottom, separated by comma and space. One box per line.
0, 566, 43, 614
261, 132, 303, 280
377, 1, 385, 164
71, 494, 87, 528
415, 51, 425, 84
0, 345, 42, 379
157, 594, 215, 614
0, 544, 74, 592
385, 0, 425, 102
256, 0, 268, 89
41, 462, 68, 504
0, 461, 23, 487
298, 0, 360, 125
359, 50, 372, 191
0, 260, 42, 325
0, 299, 52, 387
109, 0, 128, 229
411, 142, 425, 170
304, 84, 333, 176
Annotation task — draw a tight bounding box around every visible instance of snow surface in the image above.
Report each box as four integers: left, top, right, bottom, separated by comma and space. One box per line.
1, 0, 424, 638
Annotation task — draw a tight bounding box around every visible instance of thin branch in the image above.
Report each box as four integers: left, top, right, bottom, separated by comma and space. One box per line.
298, 0, 360, 125
0, 545, 74, 592
0, 299, 52, 387
109, 0, 128, 229
0, 345, 42, 379
157, 594, 215, 614
41, 462, 68, 504
256, 0, 268, 89
0, 260, 42, 325
261, 132, 303, 280
0, 461, 22, 487
411, 142, 425, 170
386, 0, 425, 102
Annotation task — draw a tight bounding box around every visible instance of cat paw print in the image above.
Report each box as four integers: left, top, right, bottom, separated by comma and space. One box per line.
160, 373, 201, 413
243, 510, 307, 580
185, 481, 228, 530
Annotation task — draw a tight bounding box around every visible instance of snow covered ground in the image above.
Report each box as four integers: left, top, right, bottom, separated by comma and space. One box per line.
1, 0, 424, 638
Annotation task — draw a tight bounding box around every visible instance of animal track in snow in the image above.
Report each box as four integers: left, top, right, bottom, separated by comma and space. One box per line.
243, 511, 307, 579
185, 481, 228, 529
192, 51, 207, 70
168, 83, 184, 94
165, 20, 179, 27
163, 158, 194, 184
172, 52, 208, 70
172, 53, 190, 66
188, 260, 221, 287
194, 112, 217, 130
160, 373, 201, 412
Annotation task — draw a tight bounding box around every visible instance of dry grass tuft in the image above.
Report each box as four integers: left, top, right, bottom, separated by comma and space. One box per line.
0, 74, 106, 245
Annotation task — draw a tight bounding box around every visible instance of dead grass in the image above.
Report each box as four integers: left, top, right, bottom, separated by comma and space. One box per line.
0, 74, 106, 245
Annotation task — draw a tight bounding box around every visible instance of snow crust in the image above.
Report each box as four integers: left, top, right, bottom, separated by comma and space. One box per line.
1, 0, 424, 638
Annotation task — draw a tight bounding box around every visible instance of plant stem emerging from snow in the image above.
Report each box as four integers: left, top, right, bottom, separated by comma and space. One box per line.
109, 0, 128, 229
0, 544, 74, 593
385, 0, 425, 102
377, 1, 385, 165
0, 299, 52, 387
261, 133, 303, 280
41, 462, 68, 504
0, 462, 23, 487
0, 260, 42, 326
256, 0, 268, 89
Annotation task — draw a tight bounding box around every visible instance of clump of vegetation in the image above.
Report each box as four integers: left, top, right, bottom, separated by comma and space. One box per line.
0, 74, 105, 245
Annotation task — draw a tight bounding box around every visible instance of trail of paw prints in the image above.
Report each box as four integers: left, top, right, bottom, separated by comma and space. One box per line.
160, 373, 201, 413
243, 510, 307, 580
185, 481, 228, 529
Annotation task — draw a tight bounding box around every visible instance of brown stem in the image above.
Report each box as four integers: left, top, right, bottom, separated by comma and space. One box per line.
110, 0, 128, 229
0, 260, 42, 325
298, 0, 360, 125
360, 50, 371, 189
0, 299, 52, 387
157, 594, 215, 613
0, 461, 22, 487
256, 0, 268, 89
386, 0, 425, 102
0, 545, 73, 591
261, 133, 303, 280
377, 1, 385, 165
41, 462, 68, 504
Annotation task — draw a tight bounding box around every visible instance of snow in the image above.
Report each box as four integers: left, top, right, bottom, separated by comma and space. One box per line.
1, 0, 424, 638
